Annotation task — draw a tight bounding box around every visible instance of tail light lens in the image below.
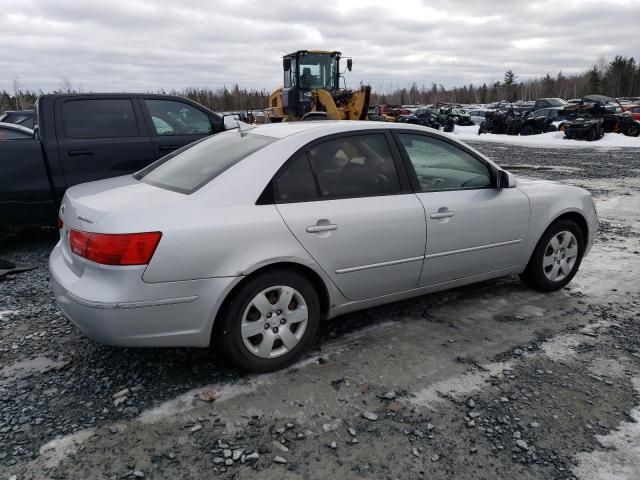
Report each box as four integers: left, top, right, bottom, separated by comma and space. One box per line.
69, 230, 162, 266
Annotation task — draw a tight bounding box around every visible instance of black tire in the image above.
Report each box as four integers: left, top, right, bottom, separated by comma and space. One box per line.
545, 124, 558, 133
626, 123, 640, 137
215, 269, 320, 372
520, 219, 585, 292
520, 125, 534, 136
587, 127, 596, 141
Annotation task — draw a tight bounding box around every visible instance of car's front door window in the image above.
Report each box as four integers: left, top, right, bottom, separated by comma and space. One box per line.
398, 134, 492, 191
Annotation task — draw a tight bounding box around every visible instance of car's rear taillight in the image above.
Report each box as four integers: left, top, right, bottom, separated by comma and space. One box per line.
69, 230, 162, 266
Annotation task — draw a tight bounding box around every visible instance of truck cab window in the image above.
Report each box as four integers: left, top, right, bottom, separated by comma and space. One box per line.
145, 99, 213, 136
62, 99, 139, 139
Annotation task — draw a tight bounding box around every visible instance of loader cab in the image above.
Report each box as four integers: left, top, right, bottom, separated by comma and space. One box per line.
281, 50, 344, 117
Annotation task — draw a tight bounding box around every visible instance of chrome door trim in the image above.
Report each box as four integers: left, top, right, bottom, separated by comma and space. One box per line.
335, 256, 425, 274
424, 239, 522, 260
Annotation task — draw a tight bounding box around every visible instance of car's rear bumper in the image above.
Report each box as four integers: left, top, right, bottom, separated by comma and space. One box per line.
49, 243, 237, 347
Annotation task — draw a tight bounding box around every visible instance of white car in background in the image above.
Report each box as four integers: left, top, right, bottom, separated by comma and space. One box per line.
50, 121, 598, 372
466, 109, 492, 126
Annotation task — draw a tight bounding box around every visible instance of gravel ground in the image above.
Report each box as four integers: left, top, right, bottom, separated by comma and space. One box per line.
1, 142, 639, 480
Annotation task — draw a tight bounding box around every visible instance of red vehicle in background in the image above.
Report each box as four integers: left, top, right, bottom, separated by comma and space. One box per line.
622, 105, 640, 121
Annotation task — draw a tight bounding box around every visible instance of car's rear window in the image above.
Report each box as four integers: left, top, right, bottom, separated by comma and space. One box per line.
137, 131, 275, 194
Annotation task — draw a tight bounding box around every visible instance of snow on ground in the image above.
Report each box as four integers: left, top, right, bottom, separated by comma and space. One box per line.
449, 125, 640, 148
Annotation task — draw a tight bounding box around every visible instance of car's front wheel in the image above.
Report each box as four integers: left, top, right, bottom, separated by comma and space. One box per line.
216, 270, 320, 372
520, 219, 585, 292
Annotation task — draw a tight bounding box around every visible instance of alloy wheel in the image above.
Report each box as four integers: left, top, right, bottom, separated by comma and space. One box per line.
240, 286, 308, 359
542, 231, 579, 282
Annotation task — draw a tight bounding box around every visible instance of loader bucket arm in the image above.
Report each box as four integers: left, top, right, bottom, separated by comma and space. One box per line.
316, 89, 342, 120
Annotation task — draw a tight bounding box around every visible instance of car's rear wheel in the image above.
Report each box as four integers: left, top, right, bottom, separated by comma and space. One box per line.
216, 270, 320, 372
520, 219, 584, 292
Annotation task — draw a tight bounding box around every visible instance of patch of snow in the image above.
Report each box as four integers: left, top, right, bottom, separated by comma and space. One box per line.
573, 377, 640, 480
409, 361, 512, 409
39, 428, 95, 469
449, 125, 640, 149
0, 356, 69, 384
139, 380, 262, 424
0, 310, 19, 320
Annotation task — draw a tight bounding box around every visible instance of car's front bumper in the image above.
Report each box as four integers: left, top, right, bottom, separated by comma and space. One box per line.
49, 243, 237, 347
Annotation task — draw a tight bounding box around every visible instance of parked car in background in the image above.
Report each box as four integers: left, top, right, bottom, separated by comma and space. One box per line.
622, 104, 640, 121
0, 122, 34, 140
50, 121, 597, 372
466, 108, 491, 125
532, 98, 568, 110
0, 93, 225, 231
530, 107, 571, 124
0, 109, 35, 129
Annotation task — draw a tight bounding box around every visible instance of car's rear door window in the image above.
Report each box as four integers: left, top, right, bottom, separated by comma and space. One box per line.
308, 134, 401, 199
138, 131, 274, 194
62, 99, 140, 138
273, 153, 319, 202
398, 134, 492, 191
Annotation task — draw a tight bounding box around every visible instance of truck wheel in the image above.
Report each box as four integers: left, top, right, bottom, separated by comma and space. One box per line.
587, 127, 596, 141
520, 219, 584, 292
215, 270, 321, 372
545, 124, 558, 133
626, 123, 640, 137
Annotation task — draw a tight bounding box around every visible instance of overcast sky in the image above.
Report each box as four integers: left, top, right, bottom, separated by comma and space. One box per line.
1, 0, 638, 94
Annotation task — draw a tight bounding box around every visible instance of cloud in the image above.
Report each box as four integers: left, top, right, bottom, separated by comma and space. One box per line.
0, 0, 637, 94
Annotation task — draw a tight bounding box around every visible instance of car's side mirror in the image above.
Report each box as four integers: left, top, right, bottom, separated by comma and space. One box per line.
498, 169, 516, 188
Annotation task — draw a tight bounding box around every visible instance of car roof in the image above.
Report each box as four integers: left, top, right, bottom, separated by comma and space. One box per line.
0, 122, 34, 134
247, 120, 451, 139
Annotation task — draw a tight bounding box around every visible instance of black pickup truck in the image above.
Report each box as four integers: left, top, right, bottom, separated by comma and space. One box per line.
0, 93, 225, 230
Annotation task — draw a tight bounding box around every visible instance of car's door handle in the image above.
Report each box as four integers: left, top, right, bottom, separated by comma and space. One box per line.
306, 224, 338, 233
430, 211, 455, 219
68, 149, 93, 156
159, 145, 180, 152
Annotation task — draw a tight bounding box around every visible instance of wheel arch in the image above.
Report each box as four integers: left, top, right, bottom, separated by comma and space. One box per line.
208, 260, 332, 345
547, 211, 589, 245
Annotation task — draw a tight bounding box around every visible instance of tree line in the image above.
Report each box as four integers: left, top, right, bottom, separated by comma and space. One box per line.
2, 55, 638, 113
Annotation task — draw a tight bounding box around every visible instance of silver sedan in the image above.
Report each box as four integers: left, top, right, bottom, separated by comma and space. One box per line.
50, 121, 598, 371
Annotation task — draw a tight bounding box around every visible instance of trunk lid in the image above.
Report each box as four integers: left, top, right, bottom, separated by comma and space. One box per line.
58, 175, 185, 274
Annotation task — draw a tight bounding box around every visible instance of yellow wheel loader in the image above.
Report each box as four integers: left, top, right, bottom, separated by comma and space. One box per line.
267, 50, 371, 122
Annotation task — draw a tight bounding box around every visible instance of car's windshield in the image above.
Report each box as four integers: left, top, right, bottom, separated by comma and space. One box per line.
137, 131, 275, 194
546, 98, 568, 107
299, 53, 338, 91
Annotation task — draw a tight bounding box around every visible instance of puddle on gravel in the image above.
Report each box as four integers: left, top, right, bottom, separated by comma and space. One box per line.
573, 377, 640, 480
0, 355, 69, 383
